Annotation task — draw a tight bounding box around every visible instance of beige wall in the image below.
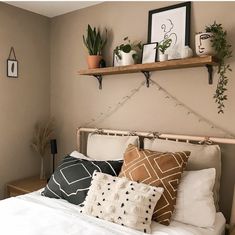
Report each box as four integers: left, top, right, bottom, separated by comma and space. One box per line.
50, 2, 235, 220
51, 1, 235, 153
0, 3, 50, 199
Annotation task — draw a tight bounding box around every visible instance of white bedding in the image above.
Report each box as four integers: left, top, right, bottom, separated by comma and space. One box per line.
0, 190, 225, 235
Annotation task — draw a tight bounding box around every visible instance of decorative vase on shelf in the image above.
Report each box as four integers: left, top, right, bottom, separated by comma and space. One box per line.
181, 46, 193, 59
113, 54, 121, 67
87, 55, 102, 69
119, 50, 137, 66
159, 53, 168, 62
195, 32, 216, 57
40, 157, 46, 180
30, 119, 54, 180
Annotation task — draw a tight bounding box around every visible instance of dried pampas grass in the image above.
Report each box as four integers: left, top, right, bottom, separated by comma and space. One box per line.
31, 119, 54, 158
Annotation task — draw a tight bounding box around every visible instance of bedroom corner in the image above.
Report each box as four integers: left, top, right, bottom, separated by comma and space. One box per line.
0, 2, 50, 199
0, 1, 235, 235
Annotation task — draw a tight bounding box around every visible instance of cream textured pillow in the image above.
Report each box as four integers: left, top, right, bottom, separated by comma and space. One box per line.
82, 172, 164, 234
172, 168, 216, 227
87, 134, 139, 160
144, 138, 221, 210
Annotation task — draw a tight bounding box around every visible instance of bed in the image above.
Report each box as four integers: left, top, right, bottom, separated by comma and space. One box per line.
0, 127, 233, 235
0, 190, 225, 235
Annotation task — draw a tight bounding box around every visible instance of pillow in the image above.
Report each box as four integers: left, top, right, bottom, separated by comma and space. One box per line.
144, 138, 221, 210
82, 171, 164, 234
119, 144, 190, 226
87, 133, 139, 160
172, 168, 216, 227
42, 155, 123, 205
70, 150, 93, 160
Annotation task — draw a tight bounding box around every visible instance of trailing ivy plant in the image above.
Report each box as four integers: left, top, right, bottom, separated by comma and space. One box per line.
114, 37, 142, 62
205, 22, 232, 114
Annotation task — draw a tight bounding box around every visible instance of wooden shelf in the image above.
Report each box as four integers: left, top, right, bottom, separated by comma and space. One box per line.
78, 56, 218, 89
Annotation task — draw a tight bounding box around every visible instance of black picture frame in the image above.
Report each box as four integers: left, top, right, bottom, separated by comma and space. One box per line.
141, 42, 158, 64
7, 59, 18, 78
148, 2, 191, 60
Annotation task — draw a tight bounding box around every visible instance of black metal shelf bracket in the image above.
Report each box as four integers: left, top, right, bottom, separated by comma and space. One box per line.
94, 75, 103, 89
206, 64, 213, 85
141, 71, 151, 87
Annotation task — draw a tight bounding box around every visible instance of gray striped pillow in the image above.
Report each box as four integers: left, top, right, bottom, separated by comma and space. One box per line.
42, 155, 123, 205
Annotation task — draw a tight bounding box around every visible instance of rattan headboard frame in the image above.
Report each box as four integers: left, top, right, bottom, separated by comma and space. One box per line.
77, 127, 235, 150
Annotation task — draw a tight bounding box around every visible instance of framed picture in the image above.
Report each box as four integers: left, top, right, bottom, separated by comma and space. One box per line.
148, 2, 191, 60
141, 42, 158, 64
7, 59, 18, 78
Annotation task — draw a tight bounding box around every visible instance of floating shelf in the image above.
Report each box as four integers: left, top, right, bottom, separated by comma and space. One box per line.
78, 56, 218, 89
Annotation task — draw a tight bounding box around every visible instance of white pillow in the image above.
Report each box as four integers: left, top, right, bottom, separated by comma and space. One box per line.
172, 168, 216, 227
82, 171, 164, 234
144, 138, 221, 210
70, 150, 93, 160
87, 134, 139, 160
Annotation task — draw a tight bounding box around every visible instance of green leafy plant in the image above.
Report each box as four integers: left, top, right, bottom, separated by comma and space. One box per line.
157, 38, 172, 54
114, 37, 142, 62
205, 22, 232, 113
83, 24, 107, 55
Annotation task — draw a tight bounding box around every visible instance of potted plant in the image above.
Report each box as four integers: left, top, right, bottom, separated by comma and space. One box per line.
83, 24, 107, 69
114, 37, 142, 66
157, 38, 172, 62
196, 22, 232, 113
195, 32, 216, 56
30, 119, 54, 179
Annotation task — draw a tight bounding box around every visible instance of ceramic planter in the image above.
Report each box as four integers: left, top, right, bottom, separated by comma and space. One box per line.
159, 53, 168, 62
40, 157, 46, 180
87, 55, 102, 69
195, 33, 216, 56
119, 50, 137, 66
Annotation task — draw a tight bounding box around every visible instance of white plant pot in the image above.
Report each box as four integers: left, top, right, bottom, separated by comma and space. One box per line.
195, 32, 216, 56
120, 50, 137, 66
159, 54, 168, 62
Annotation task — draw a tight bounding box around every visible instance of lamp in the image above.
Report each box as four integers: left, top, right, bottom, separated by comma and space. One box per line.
50, 139, 57, 173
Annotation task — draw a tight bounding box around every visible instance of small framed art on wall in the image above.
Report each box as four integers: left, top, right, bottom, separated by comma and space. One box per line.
7, 47, 18, 78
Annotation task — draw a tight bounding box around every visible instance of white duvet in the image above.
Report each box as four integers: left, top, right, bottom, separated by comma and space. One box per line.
0, 190, 225, 235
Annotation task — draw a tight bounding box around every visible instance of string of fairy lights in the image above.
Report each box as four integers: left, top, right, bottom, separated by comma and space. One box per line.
83, 80, 146, 127
82, 78, 235, 138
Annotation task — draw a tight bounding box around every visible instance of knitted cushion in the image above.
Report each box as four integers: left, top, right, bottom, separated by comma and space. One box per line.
82, 171, 164, 233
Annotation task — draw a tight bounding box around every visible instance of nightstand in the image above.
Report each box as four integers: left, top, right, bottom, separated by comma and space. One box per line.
230, 185, 235, 235
230, 226, 235, 235
6, 176, 47, 197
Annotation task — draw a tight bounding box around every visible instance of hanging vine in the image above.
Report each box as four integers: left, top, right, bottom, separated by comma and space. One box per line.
205, 22, 233, 114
